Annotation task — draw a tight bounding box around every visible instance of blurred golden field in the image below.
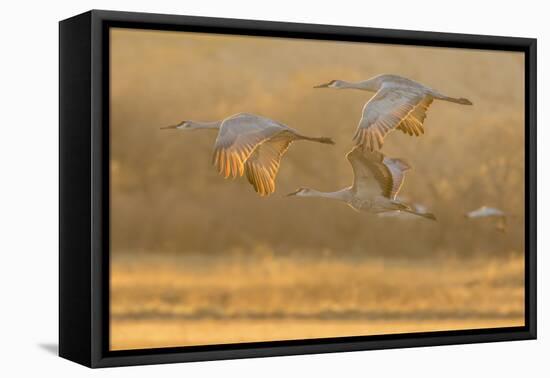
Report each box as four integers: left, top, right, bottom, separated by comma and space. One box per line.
109, 28, 525, 350
111, 251, 524, 350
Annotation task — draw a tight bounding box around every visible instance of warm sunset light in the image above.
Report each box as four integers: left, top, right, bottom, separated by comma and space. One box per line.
109, 28, 525, 351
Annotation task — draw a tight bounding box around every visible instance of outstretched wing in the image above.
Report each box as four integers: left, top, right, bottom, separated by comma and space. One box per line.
244, 133, 294, 196
346, 147, 411, 199
383, 156, 411, 199
396, 95, 433, 136
212, 113, 289, 178
353, 87, 432, 151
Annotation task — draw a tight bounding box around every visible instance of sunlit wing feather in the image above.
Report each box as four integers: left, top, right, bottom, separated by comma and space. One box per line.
244, 133, 294, 196
346, 147, 388, 197
396, 95, 433, 136
383, 156, 412, 199
346, 147, 411, 199
353, 87, 432, 151
212, 114, 289, 178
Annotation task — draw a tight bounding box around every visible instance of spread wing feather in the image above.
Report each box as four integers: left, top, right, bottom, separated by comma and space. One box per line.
244, 134, 294, 196
212, 113, 290, 178
396, 96, 433, 136
346, 147, 411, 199
383, 156, 411, 199
353, 87, 433, 151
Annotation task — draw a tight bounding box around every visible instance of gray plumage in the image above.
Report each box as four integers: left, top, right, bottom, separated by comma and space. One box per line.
314, 74, 473, 151
287, 146, 436, 220
162, 113, 334, 196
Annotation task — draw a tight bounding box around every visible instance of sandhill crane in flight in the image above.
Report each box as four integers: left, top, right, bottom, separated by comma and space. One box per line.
287, 146, 436, 220
161, 113, 334, 196
466, 206, 507, 232
314, 74, 473, 151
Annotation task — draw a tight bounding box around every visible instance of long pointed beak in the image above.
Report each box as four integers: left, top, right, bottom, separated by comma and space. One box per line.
286, 189, 300, 197
160, 124, 178, 130
313, 82, 330, 88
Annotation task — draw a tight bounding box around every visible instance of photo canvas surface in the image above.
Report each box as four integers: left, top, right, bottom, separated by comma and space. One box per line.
109, 27, 525, 351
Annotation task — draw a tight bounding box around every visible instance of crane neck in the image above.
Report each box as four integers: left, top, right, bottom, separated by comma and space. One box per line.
304, 188, 352, 202
187, 120, 222, 130
347, 79, 380, 92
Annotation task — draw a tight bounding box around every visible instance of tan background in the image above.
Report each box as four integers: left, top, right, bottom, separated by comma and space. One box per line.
109, 28, 525, 350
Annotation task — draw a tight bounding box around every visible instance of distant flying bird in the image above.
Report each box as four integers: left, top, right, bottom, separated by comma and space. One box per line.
314, 74, 473, 151
161, 113, 334, 196
466, 206, 506, 219
466, 206, 507, 232
287, 146, 436, 220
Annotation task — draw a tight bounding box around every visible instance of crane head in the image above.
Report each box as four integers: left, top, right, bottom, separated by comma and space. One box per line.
160, 120, 190, 130
314, 80, 342, 88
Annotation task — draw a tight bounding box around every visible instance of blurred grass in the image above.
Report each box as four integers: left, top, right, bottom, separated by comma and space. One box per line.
110, 251, 524, 350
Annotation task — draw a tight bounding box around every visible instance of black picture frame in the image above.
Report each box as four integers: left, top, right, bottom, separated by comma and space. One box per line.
59, 9, 537, 368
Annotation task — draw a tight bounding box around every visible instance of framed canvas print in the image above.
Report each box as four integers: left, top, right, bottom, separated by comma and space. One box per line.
59, 10, 537, 368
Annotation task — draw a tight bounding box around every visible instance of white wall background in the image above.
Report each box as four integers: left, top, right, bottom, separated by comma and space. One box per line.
0, 0, 546, 376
